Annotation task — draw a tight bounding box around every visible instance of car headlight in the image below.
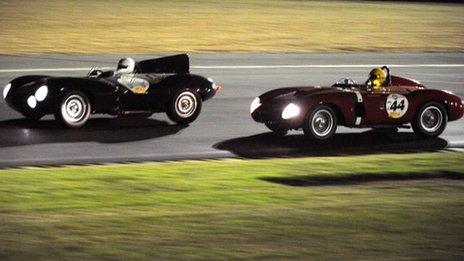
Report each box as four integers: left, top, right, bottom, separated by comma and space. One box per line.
281, 103, 300, 120
3, 83, 11, 99
27, 95, 37, 109
250, 97, 261, 114
34, 85, 48, 102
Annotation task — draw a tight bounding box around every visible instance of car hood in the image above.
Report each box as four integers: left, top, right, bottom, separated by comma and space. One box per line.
295, 86, 344, 96
6, 75, 50, 97
261, 86, 342, 102
258, 86, 343, 112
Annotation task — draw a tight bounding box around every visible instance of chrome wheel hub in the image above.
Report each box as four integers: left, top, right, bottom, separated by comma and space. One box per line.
62, 94, 87, 123
420, 106, 442, 132
175, 91, 197, 118
311, 109, 333, 137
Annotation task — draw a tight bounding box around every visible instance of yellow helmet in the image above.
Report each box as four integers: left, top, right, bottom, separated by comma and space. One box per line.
368, 67, 387, 88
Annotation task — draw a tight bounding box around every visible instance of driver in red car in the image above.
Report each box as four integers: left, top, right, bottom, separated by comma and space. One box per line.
367, 67, 388, 91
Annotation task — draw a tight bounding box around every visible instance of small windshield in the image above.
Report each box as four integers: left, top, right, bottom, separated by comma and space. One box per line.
87, 67, 102, 78
334, 78, 357, 86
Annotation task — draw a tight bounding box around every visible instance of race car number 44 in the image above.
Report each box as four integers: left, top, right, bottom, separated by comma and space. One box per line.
386, 93, 409, 119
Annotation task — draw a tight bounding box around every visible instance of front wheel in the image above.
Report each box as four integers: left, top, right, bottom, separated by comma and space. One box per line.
54, 90, 91, 128
166, 89, 202, 125
411, 102, 447, 138
303, 105, 337, 140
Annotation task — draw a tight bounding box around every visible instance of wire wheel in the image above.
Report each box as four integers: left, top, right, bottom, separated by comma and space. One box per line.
303, 105, 337, 140
420, 106, 442, 133
311, 109, 334, 137
412, 102, 447, 138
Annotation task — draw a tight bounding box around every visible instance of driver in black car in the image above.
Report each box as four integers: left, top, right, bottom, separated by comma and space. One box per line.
87, 57, 136, 78
115, 57, 136, 75
115, 58, 150, 94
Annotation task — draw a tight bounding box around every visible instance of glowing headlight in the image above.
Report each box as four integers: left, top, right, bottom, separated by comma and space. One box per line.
3, 83, 11, 99
35, 85, 48, 102
27, 95, 37, 109
250, 97, 261, 114
281, 103, 300, 120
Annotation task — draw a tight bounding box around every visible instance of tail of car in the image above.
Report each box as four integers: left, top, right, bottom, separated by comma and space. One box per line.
136, 54, 190, 74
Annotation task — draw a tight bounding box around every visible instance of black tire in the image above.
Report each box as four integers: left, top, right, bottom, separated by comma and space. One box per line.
166, 89, 202, 125
303, 105, 337, 140
265, 122, 288, 136
411, 102, 447, 138
54, 90, 91, 128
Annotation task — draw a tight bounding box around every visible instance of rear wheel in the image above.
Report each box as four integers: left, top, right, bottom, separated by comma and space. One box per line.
303, 105, 337, 140
54, 90, 91, 128
166, 89, 202, 125
411, 102, 447, 138
265, 122, 288, 136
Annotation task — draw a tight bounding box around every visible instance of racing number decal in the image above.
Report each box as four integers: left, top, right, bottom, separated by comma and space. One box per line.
386, 94, 409, 119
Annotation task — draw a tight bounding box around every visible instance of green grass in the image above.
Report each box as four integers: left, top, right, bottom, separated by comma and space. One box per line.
1, 152, 464, 259
0, 0, 463, 54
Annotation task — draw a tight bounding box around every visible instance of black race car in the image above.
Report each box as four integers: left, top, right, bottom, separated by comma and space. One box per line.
3, 54, 221, 128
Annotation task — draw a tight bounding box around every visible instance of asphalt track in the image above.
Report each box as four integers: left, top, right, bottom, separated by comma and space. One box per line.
0, 53, 463, 168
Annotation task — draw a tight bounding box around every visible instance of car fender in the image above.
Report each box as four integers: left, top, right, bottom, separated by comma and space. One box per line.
407, 89, 464, 121
157, 74, 215, 101
296, 91, 357, 127
259, 87, 302, 103
6, 75, 49, 99
10, 75, 49, 87
46, 77, 118, 113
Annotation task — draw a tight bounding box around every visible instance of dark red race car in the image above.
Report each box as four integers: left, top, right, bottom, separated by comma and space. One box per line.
250, 66, 463, 139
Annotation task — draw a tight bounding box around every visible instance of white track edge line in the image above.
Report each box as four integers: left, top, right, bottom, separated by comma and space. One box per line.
1, 64, 464, 73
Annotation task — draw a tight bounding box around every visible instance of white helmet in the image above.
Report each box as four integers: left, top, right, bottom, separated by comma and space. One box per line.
116, 57, 135, 74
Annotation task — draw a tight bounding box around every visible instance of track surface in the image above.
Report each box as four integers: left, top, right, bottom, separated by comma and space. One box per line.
1, 53, 463, 167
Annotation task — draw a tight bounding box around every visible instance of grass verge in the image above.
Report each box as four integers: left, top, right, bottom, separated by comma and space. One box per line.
1, 152, 464, 259
0, 0, 463, 54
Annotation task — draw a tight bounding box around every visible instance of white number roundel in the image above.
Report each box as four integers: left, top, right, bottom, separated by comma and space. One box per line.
386, 94, 409, 119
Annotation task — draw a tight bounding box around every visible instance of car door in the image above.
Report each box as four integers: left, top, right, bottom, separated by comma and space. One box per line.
362, 87, 410, 125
